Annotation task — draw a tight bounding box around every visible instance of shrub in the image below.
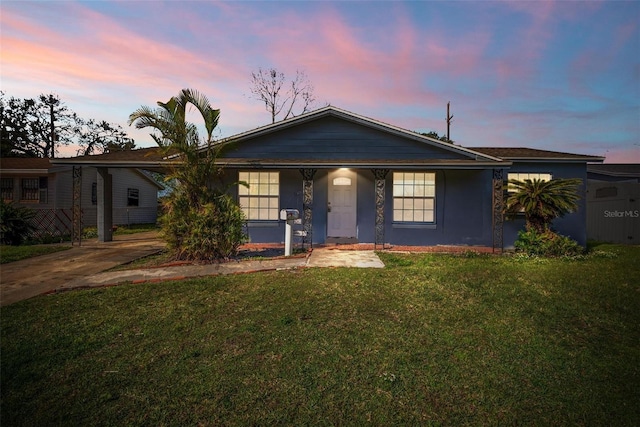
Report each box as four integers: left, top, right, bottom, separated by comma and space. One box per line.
0, 200, 36, 246
82, 227, 98, 239
161, 190, 247, 261
514, 229, 584, 257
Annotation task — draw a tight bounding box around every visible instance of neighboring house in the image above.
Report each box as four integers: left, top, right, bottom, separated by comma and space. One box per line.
0, 157, 162, 237
586, 164, 640, 244
53, 107, 604, 248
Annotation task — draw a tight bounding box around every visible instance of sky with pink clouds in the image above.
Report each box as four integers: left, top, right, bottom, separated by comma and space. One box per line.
1, 0, 638, 162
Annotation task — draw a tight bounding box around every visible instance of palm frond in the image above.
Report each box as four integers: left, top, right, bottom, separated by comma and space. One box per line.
505, 177, 582, 232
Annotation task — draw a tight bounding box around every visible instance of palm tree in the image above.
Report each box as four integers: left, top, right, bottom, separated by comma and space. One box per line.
505, 178, 582, 234
128, 89, 245, 260
129, 89, 220, 198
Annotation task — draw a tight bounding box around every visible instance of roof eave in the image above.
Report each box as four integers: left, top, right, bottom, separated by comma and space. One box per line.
50, 159, 177, 169
501, 156, 605, 163
0, 168, 51, 174
216, 160, 512, 169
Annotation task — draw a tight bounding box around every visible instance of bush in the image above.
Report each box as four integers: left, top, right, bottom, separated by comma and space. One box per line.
514, 230, 584, 257
0, 200, 36, 246
161, 190, 247, 261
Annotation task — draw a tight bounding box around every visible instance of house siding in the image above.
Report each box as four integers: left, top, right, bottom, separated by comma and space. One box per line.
226, 167, 497, 247
2, 167, 159, 230
2, 173, 57, 209
502, 162, 589, 247
386, 169, 493, 246
227, 163, 590, 248
221, 116, 470, 161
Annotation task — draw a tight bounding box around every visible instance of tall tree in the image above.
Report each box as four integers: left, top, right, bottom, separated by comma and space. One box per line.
505, 178, 582, 233
75, 119, 134, 155
129, 88, 246, 261
250, 68, 317, 123
37, 94, 78, 158
0, 95, 37, 157
0, 92, 135, 158
420, 131, 454, 144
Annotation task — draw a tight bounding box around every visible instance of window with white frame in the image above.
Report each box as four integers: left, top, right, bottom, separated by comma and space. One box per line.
507, 173, 552, 192
238, 171, 279, 220
1, 178, 14, 201
393, 172, 435, 222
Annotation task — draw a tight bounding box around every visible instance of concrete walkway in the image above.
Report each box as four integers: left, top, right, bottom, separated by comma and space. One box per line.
1, 234, 384, 306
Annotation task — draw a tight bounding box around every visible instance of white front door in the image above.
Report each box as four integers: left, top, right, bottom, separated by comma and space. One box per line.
327, 169, 357, 238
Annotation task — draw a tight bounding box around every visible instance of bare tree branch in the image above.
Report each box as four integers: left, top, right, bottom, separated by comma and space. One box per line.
250, 68, 317, 123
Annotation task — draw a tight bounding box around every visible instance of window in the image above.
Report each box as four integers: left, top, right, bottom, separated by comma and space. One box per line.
238, 171, 279, 220
507, 173, 552, 192
19, 177, 48, 203
21, 178, 39, 201
92, 182, 97, 205
393, 172, 435, 222
1, 178, 13, 201
127, 188, 139, 206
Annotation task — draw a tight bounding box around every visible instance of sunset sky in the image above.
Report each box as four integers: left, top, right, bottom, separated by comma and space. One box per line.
1, 0, 638, 162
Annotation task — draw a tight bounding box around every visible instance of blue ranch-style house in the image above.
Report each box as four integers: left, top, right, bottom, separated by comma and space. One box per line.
55, 106, 604, 249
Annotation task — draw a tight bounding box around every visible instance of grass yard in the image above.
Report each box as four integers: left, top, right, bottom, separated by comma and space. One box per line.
1, 245, 639, 426
0, 244, 70, 264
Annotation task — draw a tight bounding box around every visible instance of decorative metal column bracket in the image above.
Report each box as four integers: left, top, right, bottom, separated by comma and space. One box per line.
492, 169, 504, 254
372, 169, 389, 249
72, 166, 82, 246
300, 168, 317, 249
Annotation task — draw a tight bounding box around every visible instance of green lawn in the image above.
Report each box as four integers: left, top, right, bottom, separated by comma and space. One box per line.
0, 244, 70, 264
2, 245, 639, 426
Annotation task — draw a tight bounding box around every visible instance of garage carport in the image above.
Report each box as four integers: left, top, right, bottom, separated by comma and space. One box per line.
52, 148, 173, 243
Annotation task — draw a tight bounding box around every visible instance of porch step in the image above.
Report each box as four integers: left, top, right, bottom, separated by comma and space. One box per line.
325, 237, 359, 245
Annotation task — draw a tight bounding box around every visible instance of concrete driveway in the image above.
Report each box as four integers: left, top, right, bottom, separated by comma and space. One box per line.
1, 233, 386, 307
0, 231, 165, 307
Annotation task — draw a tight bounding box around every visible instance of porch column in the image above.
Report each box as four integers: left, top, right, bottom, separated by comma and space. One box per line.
72, 166, 82, 246
97, 167, 113, 242
492, 169, 504, 253
372, 169, 389, 248
299, 168, 317, 248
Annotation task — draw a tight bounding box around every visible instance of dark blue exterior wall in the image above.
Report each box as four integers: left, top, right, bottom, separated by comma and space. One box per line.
224, 164, 588, 247
224, 168, 303, 244
502, 162, 589, 247
218, 113, 590, 248
225, 167, 497, 247
385, 169, 493, 246
221, 116, 471, 161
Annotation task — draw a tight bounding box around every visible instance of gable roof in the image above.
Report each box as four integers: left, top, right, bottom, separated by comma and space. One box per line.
211, 106, 505, 164
472, 147, 605, 163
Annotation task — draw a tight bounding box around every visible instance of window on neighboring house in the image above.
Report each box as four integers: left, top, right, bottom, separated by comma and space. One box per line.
507, 173, 552, 192
238, 171, 279, 220
393, 172, 436, 223
127, 188, 139, 206
20, 177, 47, 203
92, 182, 97, 205
1, 178, 14, 201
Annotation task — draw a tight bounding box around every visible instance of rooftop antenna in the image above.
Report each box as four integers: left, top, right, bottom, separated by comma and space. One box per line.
446, 101, 453, 142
